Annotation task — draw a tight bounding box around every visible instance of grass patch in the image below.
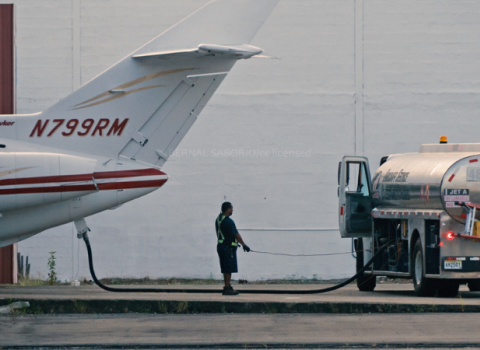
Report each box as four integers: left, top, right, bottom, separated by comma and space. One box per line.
3, 276, 412, 287
16, 277, 50, 287
99, 277, 224, 286
95, 277, 411, 285
72, 300, 88, 313
13, 275, 70, 287
97, 277, 345, 285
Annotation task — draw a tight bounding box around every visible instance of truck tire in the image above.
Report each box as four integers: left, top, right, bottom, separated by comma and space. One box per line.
412, 240, 436, 297
437, 280, 460, 297
356, 238, 376, 292
468, 280, 480, 292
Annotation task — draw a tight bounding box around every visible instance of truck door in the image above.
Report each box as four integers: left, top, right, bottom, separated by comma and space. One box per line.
338, 156, 373, 238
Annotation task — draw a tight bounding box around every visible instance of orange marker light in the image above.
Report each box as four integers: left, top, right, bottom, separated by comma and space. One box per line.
440, 136, 448, 144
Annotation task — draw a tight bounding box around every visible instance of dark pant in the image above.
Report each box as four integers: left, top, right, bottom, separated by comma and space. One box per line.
217, 244, 238, 274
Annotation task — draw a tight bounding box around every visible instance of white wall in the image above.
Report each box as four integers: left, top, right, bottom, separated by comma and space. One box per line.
3, 0, 480, 282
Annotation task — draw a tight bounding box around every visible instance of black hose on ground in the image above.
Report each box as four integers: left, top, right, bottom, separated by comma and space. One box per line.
82, 234, 386, 294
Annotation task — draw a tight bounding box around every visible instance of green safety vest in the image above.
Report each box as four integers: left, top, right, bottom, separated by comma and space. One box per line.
217, 214, 238, 247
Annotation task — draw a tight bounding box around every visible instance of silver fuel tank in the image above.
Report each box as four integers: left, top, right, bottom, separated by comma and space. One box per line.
372, 143, 480, 223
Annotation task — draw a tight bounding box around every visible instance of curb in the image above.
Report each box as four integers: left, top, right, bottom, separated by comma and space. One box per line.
2, 343, 480, 349
2, 299, 478, 314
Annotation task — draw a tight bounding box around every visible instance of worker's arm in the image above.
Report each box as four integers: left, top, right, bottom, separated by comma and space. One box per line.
234, 233, 246, 246
234, 233, 250, 252
231, 220, 250, 252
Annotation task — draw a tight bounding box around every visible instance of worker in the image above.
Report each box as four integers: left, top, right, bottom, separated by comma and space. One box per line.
216, 202, 250, 295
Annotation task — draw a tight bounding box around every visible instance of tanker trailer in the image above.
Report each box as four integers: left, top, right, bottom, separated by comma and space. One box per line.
338, 138, 480, 296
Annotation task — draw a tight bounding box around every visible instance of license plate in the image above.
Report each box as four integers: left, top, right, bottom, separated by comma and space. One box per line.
444, 261, 462, 269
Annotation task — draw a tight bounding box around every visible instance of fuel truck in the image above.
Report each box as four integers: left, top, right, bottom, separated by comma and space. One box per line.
338, 137, 480, 296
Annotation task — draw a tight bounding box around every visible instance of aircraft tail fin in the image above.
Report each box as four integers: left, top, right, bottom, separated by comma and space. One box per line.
12, 0, 278, 166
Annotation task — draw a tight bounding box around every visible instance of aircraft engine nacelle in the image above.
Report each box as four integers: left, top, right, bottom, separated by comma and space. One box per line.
0, 152, 98, 211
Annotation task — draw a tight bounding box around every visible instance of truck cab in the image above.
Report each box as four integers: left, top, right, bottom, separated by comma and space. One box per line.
338, 141, 480, 296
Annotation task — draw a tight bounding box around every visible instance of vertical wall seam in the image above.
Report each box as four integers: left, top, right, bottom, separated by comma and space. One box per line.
72, 0, 81, 91
12, 4, 16, 114
361, 0, 365, 156
353, 0, 357, 156
354, 0, 364, 156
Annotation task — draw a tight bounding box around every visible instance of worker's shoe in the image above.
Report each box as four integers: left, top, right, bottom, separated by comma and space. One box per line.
222, 286, 239, 295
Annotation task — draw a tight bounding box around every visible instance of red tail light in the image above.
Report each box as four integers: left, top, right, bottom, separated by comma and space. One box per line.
446, 232, 455, 240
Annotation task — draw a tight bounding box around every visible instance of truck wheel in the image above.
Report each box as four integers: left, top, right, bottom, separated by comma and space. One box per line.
412, 240, 436, 297
356, 238, 376, 292
437, 280, 460, 297
468, 280, 480, 292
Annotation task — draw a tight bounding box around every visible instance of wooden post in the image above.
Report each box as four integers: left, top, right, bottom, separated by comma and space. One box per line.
0, 4, 14, 114
0, 4, 15, 285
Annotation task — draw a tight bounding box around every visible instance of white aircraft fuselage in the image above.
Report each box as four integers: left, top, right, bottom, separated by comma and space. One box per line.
0, 136, 168, 246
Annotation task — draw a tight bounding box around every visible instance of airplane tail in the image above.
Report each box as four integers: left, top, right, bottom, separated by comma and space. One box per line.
9, 0, 278, 166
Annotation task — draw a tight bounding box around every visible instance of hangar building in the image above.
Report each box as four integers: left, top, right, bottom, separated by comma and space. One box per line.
1, 0, 479, 282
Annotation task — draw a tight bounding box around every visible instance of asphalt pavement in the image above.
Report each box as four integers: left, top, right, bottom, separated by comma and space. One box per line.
2, 313, 480, 348
2, 283, 480, 348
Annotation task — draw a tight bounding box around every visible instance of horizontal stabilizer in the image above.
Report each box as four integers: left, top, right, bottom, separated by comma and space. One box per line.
132, 44, 264, 60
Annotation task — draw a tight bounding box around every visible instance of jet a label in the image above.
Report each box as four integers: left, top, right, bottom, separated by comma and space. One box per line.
29, 118, 129, 138
444, 188, 470, 203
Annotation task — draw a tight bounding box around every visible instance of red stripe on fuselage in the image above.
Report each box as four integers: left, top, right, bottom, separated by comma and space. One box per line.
0, 184, 96, 195
0, 179, 167, 195
0, 168, 165, 186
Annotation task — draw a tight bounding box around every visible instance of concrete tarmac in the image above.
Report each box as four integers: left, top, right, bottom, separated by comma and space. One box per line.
2, 282, 480, 303
1, 313, 480, 348
2, 283, 480, 348
1, 283, 480, 313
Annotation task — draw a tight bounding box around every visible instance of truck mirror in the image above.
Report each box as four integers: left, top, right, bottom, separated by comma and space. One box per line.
338, 161, 341, 186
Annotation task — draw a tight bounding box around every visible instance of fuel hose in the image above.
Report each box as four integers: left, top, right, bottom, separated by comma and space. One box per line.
82, 233, 386, 294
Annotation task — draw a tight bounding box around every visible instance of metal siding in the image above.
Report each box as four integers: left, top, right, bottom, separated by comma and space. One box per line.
10, 0, 480, 281
0, 4, 14, 284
